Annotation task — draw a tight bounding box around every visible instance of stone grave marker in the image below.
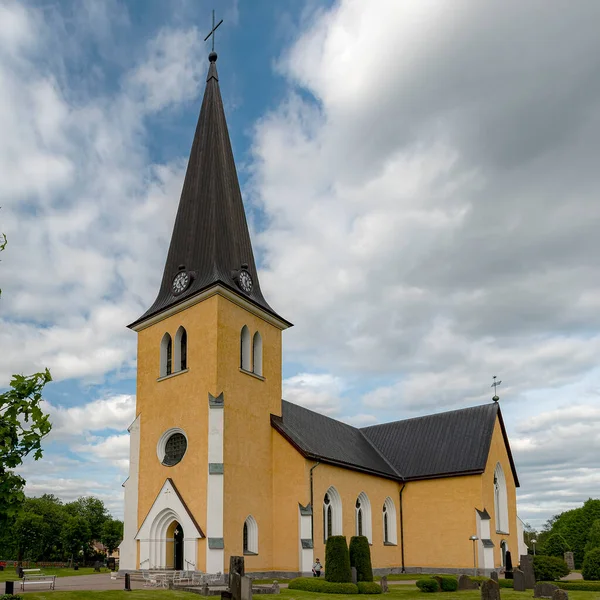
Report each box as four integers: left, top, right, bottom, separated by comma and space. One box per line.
534, 583, 558, 598
520, 555, 535, 589
230, 573, 242, 600
552, 589, 568, 600
490, 572, 499, 582
241, 575, 253, 600
380, 575, 389, 593
94, 561, 102, 572
459, 574, 479, 590
272, 581, 280, 594
513, 569, 525, 592
564, 552, 575, 571
351, 567, 358, 585
481, 578, 500, 600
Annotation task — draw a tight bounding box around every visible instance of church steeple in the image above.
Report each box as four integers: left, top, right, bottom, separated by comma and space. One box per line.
130, 52, 289, 328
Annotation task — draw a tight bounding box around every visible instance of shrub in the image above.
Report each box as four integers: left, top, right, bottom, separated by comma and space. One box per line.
416, 579, 440, 593
533, 555, 570, 581
1, 596, 24, 600
288, 577, 358, 594
357, 582, 382, 594
582, 547, 600, 581
438, 576, 458, 591
349, 536, 374, 582
498, 579, 514, 589
325, 536, 353, 583
544, 533, 571, 557
554, 581, 600, 591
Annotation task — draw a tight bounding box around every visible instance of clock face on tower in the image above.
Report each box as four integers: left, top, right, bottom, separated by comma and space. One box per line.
172, 271, 190, 295
238, 269, 253, 294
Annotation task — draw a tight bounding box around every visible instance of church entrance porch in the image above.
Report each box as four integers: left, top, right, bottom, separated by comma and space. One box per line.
166, 521, 184, 570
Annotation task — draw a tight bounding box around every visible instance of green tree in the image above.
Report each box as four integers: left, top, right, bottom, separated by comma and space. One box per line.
101, 519, 124, 554
13, 512, 48, 561
66, 496, 110, 541
0, 230, 52, 525
544, 533, 570, 557
24, 494, 68, 560
585, 519, 600, 554
61, 516, 92, 559
349, 536, 373, 582
324, 536, 352, 583
582, 547, 600, 581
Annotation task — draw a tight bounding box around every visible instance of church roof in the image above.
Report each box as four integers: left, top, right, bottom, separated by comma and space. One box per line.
272, 400, 519, 485
129, 53, 289, 329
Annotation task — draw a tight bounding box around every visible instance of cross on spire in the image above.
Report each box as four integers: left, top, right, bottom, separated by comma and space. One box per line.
491, 376, 502, 402
204, 9, 223, 53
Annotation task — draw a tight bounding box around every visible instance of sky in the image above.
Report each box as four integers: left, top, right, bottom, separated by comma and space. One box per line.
1, 0, 600, 530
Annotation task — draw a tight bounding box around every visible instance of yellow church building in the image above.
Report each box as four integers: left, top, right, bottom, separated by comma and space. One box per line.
119, 50, 524, 577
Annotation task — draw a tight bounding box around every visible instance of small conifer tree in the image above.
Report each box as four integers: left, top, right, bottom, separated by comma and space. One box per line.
349, 536, 374, 582
325, 535, 352, 583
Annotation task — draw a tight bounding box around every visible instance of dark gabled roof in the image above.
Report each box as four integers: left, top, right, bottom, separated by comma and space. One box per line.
272, 400, 519, 486
129, 53, 289, 329
272, 401, 400, 480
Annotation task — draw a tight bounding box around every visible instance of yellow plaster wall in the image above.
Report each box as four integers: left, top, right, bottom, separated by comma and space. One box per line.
312, 463, 403, 570
271, 430, 311, 572
135, 296, 219, 569
481, 418, 519, 567
217, 296, 284, 572
402, 474, 481, 568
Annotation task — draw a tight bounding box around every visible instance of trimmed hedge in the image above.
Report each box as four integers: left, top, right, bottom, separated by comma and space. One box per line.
325, 536, 353, 583
416, 579, 440, 593
288, 577, 358, 594
349, 536, 374, 582
554, 581, 600, 592
357, 582, 382, 594
533, 555, 570, 581
1, 596, 24, 600
582, 547, 600, 581
437, 576, 458, 592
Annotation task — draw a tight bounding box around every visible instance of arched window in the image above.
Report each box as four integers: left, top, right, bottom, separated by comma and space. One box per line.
355, 492, 372, 543
243, 515, 258, 554
382, 497, 397, 545
494, 463, 509, 534
252, 332, 263, 376
174, 326, 187, 372
240, 326, 251, 371
160, 333, 172, 377
323, 486, 342, 542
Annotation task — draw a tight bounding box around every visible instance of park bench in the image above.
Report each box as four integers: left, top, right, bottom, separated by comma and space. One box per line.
21, 574, 56, 590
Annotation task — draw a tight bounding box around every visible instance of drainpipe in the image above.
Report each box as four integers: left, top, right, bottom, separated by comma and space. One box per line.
399, 483, 406, 573
310, 461, 321, 542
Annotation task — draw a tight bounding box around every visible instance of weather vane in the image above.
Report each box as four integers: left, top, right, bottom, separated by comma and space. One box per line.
491, 376, 502, 402
204, 9, 223, 53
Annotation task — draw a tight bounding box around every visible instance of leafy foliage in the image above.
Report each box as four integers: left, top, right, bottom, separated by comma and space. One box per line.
544, 533, 571, 557
533, 555, 570, 581
61, 516, 92, 558
325, 536, 352, 583
349, 536, 373, 582
288, 577, 358, 594
1, 595, 24, 600
437, 576, 458, 591
101, 519, 124, 554
582, 547, 600, 581
554, 580, 600, 591
357, 582, 382, 594
416, 579, 440, 593
585, 519, 600, 554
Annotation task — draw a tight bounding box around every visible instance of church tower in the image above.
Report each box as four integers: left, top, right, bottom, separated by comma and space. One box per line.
120, 50, 291, 573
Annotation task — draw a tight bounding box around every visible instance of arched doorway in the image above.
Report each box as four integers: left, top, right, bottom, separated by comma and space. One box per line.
166, 521, 184, 570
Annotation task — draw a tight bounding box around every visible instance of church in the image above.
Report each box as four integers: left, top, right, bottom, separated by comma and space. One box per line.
119, 50, 524, 577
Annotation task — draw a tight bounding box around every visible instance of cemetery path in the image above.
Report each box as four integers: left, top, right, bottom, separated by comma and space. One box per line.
19, 574, 147, 593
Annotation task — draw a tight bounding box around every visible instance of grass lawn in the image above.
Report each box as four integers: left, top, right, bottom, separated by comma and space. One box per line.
19, 585, 600, 600
0, 567, 111, 582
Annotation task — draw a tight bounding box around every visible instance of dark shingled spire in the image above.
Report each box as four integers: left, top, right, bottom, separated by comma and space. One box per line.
130, 53, 289, 328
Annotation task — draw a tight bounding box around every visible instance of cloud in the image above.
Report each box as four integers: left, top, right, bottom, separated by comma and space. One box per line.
283, 373, 346, 415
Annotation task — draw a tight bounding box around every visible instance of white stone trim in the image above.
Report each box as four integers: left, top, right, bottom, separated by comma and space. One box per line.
174, 326, 187, 372
130, 284, 291, 332
207, 397, 224, 573
157, 428, 188, 466
494, 463, 509, 534
241, 326, 251, 371
119, 414, 140, 569
252, 331, 263, 376
244, 515, 258, 554
299, 505, 313, 574
323, 486, 342, 540
136, 479, 203, 569
356, 492, 372, 543
476, 509, 494, 571
160, 332, 172, 377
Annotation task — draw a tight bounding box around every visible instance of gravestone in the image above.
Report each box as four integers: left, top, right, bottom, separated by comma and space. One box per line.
505, 551, 513, 579
241, 575, 253, 600
520, 555, 535, 589
380, 575, 389, 593
107, 557, 116, 571
230, 556, 245, 580
481, 578, 500, 600
552, 589, 568, 600
459, 574, 479, 590
201, 583, 210, 596
94, 560, 102, 572
490, 572, 499, 582
513, 569, 525, 592
351, 567, 358, 585
230, 572, 242, 600
534, 583, 558, 598
564, 552, 575, 571
272, 581, 280, 594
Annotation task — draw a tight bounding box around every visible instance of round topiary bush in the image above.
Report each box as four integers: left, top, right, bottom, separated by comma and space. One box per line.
325, 535, 353, 583
438, 576, 458, 591
349, 536, 374, 582
582, 547, 600, 581
533, 555, 570, 581
357, 582, 382, 594
416, 579, 440, 593
288, 577, 358, 594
